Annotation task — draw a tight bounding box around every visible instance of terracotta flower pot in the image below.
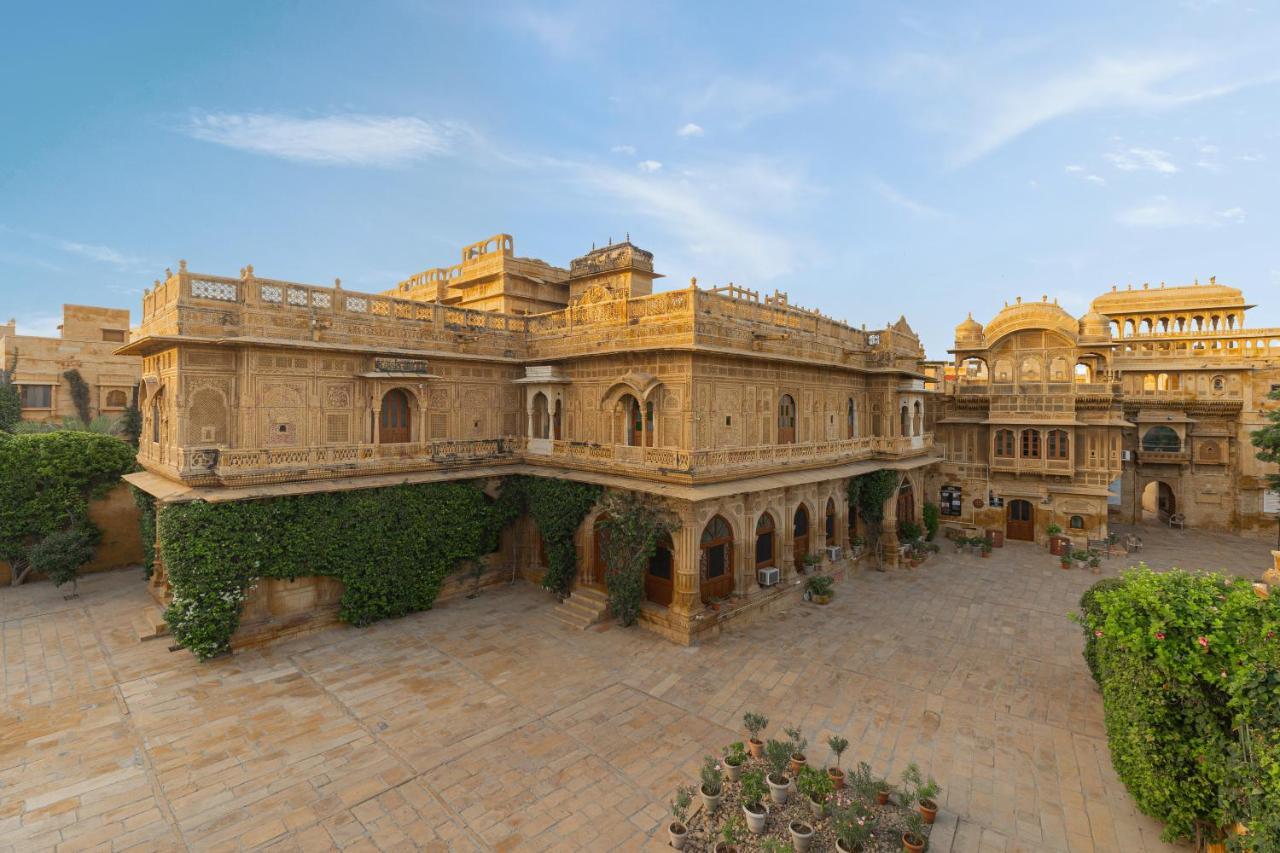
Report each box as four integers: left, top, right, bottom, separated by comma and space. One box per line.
876, 789, 890, 806
748, 737, 764, 758
827, 766, 845, 789
789, 753, 807, 776
903, 832, 925, 853
668, 821, 688, 850
918, 798, 938, 824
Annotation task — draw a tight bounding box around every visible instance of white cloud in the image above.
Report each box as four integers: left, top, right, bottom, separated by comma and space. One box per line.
869, 179, 946, 219
610, 144, 637, 155
636, 160, 663, 173
182, 112, 467, 166
57, 240, 145, 268
1086, 174, 1107, 185
1116, 196, 1245, 227
1065, 164, 1086, 172
1105, 147, 1179, 173
677, 122, 705, 138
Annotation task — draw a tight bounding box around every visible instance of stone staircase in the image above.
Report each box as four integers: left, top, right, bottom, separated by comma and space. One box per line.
548, 586, 610, 630
133, 605, 169, 642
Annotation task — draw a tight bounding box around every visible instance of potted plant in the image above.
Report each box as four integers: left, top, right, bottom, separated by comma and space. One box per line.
902, 810, 927, 853
980, 539, 992, 558
831, 801, 873, 853
784, 727, 809, 776
764, 739, 791, 803
1047, 523, 1070, 556
902, 763, 940, 824
1072, 549, 1090, 570
805, 574, 834, 604
850, 535, 864, 558
700, 755, 723, 814
716, 812, 746, 853
796, 765, 833, 818
1060, 552, 1072, 570
744, 711, 768, 758
789, 819, 814, 853
826, 735, 849, 789
739, 770, 769, 834
801, 552, 822, 573
668, 785, 692, 850
1088, 553, 1101, 574
723, 741, 746, 781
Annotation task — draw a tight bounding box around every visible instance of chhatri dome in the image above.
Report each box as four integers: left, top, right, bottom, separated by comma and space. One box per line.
954, 313, 984, 346
1078, 308, 1112, 341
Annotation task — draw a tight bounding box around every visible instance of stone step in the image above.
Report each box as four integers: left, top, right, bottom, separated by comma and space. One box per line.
134, 605, 169, 642
550, 588, 610, 630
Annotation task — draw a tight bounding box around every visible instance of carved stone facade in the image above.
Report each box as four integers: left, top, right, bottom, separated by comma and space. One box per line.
123, 239, 938, 645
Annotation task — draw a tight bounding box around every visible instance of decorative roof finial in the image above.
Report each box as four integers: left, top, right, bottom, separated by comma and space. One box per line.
334, 277, 342, 289
165, 267, 172, 279
625, 231, 630, 242
690, 276, 697, 288
178, 259, 187, 272
1194, 277, 1199, 285
1210, 275, 1216, 285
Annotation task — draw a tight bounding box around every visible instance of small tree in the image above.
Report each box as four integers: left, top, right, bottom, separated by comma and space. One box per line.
596, 489, 679, 626
62, 369, 92, 425
0, 349, 20, 433
922, 502, 940, 540
26, 522, 99, 596
121, 383, 142, 448
848, 470, 900, 569
1250, 387, 1280, 547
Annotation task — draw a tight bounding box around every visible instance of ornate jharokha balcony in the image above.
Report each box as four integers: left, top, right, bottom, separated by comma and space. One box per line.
175, 432, 935, 488
989, 456, 1075, 475
1136, 448, 1192, 464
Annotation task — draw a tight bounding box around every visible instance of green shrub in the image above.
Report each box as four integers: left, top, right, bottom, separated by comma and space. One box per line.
0, 431, 136, 585
160, 480, 512, 660
504, 476, 601, 597
922, 502, 940, 540
62, 369, 92, 425
805, 574, 834, 597
596, 489, 677, 626
899, 520, 922, 541
132, 486, 157, 578
0, 383, 18, 433
1082, 566, 1280, 846
26, 523, 99, 590
1078, 576, 1128, 684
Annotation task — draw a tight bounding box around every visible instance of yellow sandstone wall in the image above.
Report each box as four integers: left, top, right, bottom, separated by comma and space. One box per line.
0, 483, 143, 584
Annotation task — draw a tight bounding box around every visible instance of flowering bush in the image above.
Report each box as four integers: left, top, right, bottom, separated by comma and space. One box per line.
1081, 565, 1280, 846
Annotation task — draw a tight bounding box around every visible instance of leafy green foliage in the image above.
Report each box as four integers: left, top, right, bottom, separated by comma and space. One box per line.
827, 735, 849, 769
1251, 387, 1280, 543
922, 501, 940, 540
503, 475, 601, 597
159, 481, 512, 660
724, 741, 746, 766
699, 755, 722, 796
796, 764, 833, 803
27, 524, 99, 589
831, 799, 873, 850
1082, 566, 1280, 845
764, 738, 791, 778
847, 469, 898, 523
0, 350, 20, 433
743, 710, 768, 741
131, 486, 157, 578
1078, 576, 1129, 684
0, 431, 136, 585
62, 369, 92, 425
596, 489, 678, 626
739, 769, 767, 809
805, 574, 834, 597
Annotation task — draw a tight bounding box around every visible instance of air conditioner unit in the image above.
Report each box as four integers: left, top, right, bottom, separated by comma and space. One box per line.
1122, 450, 1133, 461
757, 567, 780, 587
825, 546, 842, 562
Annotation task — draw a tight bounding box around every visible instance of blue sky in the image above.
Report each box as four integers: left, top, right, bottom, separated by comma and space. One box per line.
2, 1, 1278, 356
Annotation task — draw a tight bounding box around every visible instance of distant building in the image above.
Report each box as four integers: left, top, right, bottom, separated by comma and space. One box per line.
0, 305, 140, 423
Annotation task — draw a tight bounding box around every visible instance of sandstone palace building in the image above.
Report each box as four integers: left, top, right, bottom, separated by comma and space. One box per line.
121, 235, 1280, 647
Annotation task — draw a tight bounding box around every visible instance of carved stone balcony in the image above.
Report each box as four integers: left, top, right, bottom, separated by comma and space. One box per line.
1136, 448, 1191, 465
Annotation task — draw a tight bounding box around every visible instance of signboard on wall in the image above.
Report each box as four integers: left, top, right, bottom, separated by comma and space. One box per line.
374, 357, 429, 373
1265, 490, 1280, 515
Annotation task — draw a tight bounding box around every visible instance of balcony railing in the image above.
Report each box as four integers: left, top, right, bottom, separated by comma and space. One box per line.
1136, 448, 1191, 464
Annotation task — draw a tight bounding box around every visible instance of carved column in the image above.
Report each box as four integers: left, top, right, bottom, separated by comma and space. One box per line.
881, 485, 900, 569
670, 504, 700, 618
147, 502, 172, 605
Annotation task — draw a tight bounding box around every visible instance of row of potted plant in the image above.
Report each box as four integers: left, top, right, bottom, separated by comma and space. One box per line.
670, 712, 942, 852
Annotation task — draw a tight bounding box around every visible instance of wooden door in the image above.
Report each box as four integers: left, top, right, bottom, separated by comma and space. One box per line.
793, 506, 809, 565
896, 482, 914, 531
629, 398, 644, 447
645, 539, 674, 606
778, 395, 796, 444
700, 516, 734, 602
1006, 499, 1034, 541
379, 389, 411, 444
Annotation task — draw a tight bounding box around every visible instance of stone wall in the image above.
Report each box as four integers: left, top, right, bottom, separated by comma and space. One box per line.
0, 483, 143, 584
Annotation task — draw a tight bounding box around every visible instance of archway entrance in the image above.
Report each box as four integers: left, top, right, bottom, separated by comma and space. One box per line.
778, 395, 796, 444
1006, 499, 1034, 541
700, 516, 734, 602
755, 513, 776, 570
793, 505, 810, 566
379, 389, 412, 444
1142, 481, 1177, 523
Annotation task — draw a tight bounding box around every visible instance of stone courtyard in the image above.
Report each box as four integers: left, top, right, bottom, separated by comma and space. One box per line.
1, 524, 1275, 852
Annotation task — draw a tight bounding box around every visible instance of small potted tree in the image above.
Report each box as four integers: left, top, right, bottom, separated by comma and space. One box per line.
902, 762, 941, 823
723, 741, 746, 781
1060, 551, 1072, 570
668, 785, 692, 850
796, 765, 832, 818
902, 809, 927, 853
831, 801, 873, 853
980, 538, 992, 558
700, 755, 723, 815
784, 727, 809, 776
764, 739, 791, 803
743, 711, 768, 758
716, 812, 745, 853
740, 770, 768, 834
826, 735, 849, 789
1088, 553, 1101, 574
805, 574, 834, 604
789, 818, 815, 853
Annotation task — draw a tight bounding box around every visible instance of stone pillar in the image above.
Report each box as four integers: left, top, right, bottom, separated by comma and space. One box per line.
670, 506, 701, 619
880, 487, 900, 569
147, 502, 172, 605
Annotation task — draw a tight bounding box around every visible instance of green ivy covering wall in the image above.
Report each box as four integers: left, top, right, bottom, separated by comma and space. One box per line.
160, 480, 515, 660
501, 475, 602, 597
1080, 566, 1280, 846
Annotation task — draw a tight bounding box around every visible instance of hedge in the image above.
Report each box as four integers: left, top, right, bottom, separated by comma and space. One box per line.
1080, 566, 1280, 847
160, 480, 518, 660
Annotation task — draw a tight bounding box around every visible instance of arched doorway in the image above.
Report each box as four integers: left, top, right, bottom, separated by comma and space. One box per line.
700, 516, 734, 602
552, 399, 562, 440
379, 388, 412, 444
532, 392, 549, 439
846, 398, 857, 439
621, 395, 644, 446
1006, 499, 1034, 541
793, 505, 810, 566
755, 512, 776, 571
778, 395, 796, 444
896, 480, 914, 532
824, 497, 836, 545
1141, 481, 1177, 523
645, 534, 674, 606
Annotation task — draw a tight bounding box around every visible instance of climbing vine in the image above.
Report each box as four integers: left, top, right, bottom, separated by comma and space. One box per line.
596, 489, 678, 626
502, 475, 601, 596
160, 481, 511, 660
1079, 566, 1280, 847
62, 369, 92, 425
131, 485, 157, 578
847, 470, 899, 565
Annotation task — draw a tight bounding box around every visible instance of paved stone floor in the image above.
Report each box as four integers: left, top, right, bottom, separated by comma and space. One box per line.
1, 523, 1274, 852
